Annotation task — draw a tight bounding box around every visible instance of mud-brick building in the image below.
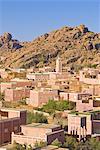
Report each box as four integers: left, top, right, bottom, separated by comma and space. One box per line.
12, 123, 64, 147
0, 108, 27, 145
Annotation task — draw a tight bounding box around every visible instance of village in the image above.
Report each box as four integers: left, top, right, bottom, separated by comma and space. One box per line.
0, 56, 100, 150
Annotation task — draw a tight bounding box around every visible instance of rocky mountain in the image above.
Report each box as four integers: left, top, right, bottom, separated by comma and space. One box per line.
0, 24, 100, 71
0, 32, 22, 50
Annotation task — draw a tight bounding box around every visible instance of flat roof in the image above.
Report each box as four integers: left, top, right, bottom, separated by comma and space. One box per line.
11, 78, 30, 82
1, 81, 16, 84
69, 110, 100, 115
27, 72, 68, 75
24, 123, 60, 129
31, 88, 57, 92
0, 117, 20, 122
1, 107, 27, 112
68, 114, 86, 118
27, 72, 50, 75
7, 87, 29, 90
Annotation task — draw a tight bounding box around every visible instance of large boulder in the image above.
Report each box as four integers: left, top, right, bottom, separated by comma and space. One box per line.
95, 43, 100, 50
73, 31, 81, 39
9, 40, 22, 49
78, 24, 88, 34
86, 42, 93, 50
3, 32, 12, 42
0, 33, 22, 50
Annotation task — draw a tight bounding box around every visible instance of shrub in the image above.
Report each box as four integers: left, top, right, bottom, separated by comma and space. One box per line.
34, 140, 47, 148
51, 139, 62, 147
63, 135, 78, 150
41, 100, 75, 114
18, 99, 27, 105
27, 112, 48, 124
0, 92, 4, 101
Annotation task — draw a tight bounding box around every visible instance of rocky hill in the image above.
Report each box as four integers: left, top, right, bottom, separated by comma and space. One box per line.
0, 24, 100, 71
0, 32, 22, 50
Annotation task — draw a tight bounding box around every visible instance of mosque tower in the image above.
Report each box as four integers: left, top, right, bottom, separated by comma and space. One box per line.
56, 55, 62, 73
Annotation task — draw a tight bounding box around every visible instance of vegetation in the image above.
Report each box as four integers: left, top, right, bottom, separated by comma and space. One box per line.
51, 136, 100, 150
7, 136, 100, 150
2, 101, 20, 108
63, 135, 78, 150
34, 140, 47, 149
27, 112, 48, 124
81, 137, 100, 150
18, 98, 27, 105
2, 99, 27, 108
87, 63, 98, 69
0, 92, 4, 101
51, 139, 62, 148
62, 136, 100, 150
38, 100, 75, 114
9, 141, 33, 150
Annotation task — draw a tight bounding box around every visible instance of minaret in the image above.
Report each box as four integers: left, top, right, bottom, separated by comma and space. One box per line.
56, 55, 62, 73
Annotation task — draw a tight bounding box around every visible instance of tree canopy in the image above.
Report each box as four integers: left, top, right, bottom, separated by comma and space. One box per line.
38, 99, 75, 114
27, 112, 48, 124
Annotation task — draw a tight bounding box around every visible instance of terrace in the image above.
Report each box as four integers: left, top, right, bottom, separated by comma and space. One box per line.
25, 123, 61, 129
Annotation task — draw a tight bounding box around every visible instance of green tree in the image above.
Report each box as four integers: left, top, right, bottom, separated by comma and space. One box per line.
42, 99, 57, 114
27, 112, 48, 124
77, 138, 100, 150
56, 100, 68, 111
63, 135, 78, 150
88, 137, 100, 150
51, 139, 62, 148
77, 141, 91, 150
41, 100, 75, 114
27, 112, 34, 124
33, 112, 48, 123
34, 140, 47, 148
39, 140, 47, 148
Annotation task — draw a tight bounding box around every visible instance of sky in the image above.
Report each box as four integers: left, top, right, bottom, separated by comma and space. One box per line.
0, 0, 100, 41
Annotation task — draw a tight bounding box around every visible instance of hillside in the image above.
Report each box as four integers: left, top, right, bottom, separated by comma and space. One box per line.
0, 24, 100, 71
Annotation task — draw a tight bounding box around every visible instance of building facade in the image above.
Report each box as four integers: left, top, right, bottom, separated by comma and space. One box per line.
0, 108, 27, 145
12, 123, 64, 147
